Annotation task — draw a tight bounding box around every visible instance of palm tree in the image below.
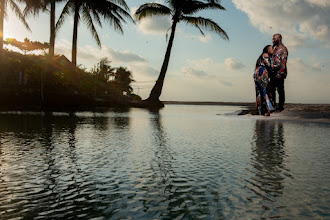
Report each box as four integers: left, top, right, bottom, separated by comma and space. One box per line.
0, 0, 31, 56
56, 0, 133, 66
23, 0, 63, 60
135, 0, 229, 107
114, 66, 134, 95
93, 57, 115, 82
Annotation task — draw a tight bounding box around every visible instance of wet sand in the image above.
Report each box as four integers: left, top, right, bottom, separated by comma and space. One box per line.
164, 101, 330, 124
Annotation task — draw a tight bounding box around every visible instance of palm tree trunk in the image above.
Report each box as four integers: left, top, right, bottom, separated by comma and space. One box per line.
0, 0, 5, 57
146, 19, 178, 104
72, 3, 80, 66
49, 0, 55, 60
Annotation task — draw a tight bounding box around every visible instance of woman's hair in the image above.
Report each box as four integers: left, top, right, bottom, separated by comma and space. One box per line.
256, 45, 272, 68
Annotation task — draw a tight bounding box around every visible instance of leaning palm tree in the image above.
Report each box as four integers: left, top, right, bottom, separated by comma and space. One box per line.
56, 0, 133, 66
135, 0, 229, 107
23, 0, 64, 60
0, 0, 31, 56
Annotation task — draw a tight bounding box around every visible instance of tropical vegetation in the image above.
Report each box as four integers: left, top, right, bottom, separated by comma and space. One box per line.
0, 49, 139, 109
56, 0, 134, 66
0, 0, 229, 110
23, 0, 64, 60
0, 0, 31, 56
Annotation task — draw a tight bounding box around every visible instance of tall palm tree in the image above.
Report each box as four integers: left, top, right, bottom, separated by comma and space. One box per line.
135, 0, 229, 107
0, 0, 31, 56
56, 0, 133, 66
23, 0, 63, 60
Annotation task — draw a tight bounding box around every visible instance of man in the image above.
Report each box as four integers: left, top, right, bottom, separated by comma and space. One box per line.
271, 33, 288, 111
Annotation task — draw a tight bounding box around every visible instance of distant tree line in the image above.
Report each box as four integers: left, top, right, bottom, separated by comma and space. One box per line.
0, 49, 141, 109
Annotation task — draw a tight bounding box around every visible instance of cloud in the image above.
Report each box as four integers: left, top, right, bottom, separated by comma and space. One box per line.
232, 0, 330, 48
218, 79, 233, 87
137, 16, 171, 35
199, 35, 212, 43
181, 58, 221, 78
55, 39, 146, 67
288, 58, 326, 75
128, 63, 159, 78
306, 0, 330, 7
225, 58, 245, 70
131, 1, 171, 35
182, 67, 208, 78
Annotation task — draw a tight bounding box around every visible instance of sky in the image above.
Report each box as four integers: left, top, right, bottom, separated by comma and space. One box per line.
3, 0, 330, 104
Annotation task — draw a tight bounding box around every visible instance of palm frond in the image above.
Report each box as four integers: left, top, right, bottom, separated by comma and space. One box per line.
105, 1, 134, 23
181, 16, 229, 40
56, 1, 73, 32
90, 7, 102, 27
23, 0, 48, 17
106, 12, 124, 34
107, 0, 129, 11
8, 0, 31, 31
181, 1, 226, 15
82, 5, 101, 48
134, 3, 171, 21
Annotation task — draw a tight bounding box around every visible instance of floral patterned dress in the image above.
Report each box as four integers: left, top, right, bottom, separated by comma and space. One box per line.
254, 55, 275, 115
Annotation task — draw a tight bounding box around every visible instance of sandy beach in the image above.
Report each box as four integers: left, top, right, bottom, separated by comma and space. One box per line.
164, 101, 330, 124
257, 103, 330, 123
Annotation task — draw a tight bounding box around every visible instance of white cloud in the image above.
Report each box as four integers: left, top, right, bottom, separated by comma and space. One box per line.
232, 0, 330, 48
182, 58, 221, 78
287, 58, 327, 75
128, 63, 159, 78
199, 35, 212, 43
182, 67, 208, 78
136, 15, 171, 35
225, 58, 245, 70
55, 39, 146, 67
306, 0, 330, 7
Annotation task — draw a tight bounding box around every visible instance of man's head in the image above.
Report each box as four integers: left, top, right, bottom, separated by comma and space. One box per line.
272, 34, 282, 47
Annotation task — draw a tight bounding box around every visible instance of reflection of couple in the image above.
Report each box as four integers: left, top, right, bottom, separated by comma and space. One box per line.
254, 34, 288, 116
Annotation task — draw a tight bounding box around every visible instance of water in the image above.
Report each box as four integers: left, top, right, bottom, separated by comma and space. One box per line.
0, 105, 329, 219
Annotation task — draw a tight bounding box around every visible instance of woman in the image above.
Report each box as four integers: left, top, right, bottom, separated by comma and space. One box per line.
254, 45, 275, 116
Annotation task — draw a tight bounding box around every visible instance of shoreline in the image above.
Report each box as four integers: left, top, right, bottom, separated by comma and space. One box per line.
1, 102, 330, 123
164, 101, 330, 123
163, 101, 255, 106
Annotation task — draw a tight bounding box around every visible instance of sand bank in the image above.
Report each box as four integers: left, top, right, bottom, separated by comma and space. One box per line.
240, 103, 330, 124
164, 101, 330, 124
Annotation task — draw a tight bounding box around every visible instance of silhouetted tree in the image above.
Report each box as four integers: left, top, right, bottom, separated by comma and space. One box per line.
114, 66, 134, 95
0, 0, 31, 56
135, 0, 228, 107
56, 0, 133, 66
23, 0, 64, 60
5, 37, 49, 54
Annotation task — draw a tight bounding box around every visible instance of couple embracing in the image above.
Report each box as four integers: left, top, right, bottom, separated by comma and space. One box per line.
254, 34, 288, 116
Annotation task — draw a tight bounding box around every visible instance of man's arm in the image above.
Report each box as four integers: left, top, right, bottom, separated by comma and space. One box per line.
279, 47, 288, 76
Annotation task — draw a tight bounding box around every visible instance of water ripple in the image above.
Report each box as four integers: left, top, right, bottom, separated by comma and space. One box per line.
0, 109, 329, 219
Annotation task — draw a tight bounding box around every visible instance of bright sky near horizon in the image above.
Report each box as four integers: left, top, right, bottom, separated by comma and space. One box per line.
3, 0, 330, 104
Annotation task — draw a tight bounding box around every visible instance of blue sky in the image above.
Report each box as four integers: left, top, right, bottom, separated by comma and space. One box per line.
4, 0, 330, 104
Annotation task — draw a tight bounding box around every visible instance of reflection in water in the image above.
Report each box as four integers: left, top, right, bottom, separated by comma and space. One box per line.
0, 113, 100, 219
0, 107, 328, 219
246, 120, 291, 218
147, 110, 217, 219
136, 110, 177, 218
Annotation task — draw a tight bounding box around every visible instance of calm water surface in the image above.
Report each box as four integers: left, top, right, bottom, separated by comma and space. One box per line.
0, 105, 329, 219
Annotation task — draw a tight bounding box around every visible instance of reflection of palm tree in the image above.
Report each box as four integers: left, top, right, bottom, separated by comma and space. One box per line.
135, 0, 228, 107
148, 110, 203, 218
246, 120, 290, 213
56, 0, 133, 66
0, 0, 31, 56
